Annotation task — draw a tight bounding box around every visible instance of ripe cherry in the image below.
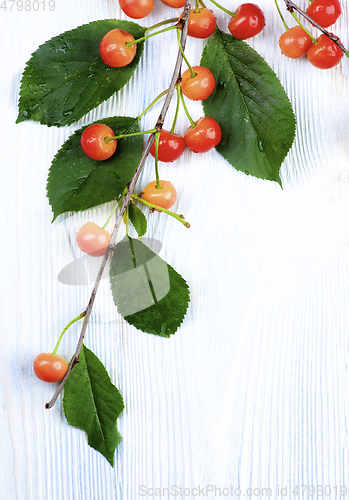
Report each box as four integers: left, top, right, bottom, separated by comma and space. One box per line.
149, 130, 186, 162
181, 8, 217, 39
34, 353, 68, 383
307, 34, 343, 69
119, 0, 154, 18
306, 0, 341, 28
81, 123, 117, 161
76, 222, 111, 257
160, 0, 185, 8
184, 117, 222, 153
228, 3, 265, 40
278, 26, 314, 59
181, 66, 215, 101
143, 180, 177, 210
99, 28, 137, 67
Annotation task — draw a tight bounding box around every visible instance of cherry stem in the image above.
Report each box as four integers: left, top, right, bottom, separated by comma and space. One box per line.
195, 0, 200, 13
274, 0, 289, 31
45, 0, 192, 411
208, 0, 235, 17
145, 18, 178, 33
199, 0, 207, 7
137, 89, 169, 122
126, 25, 178, 48
51, 312, 86, 357
105, 128, 157, 143
124, 204, 130, 236
154, 132, 162, 190
176, 28, 196, 78
170, 84, 181, 134
102, 191, 127, 230
179, 87, 196, 128
102, 203, 118, 231
290, 11, 317, 43
284, 0, 349, 54
132, 193, 190, 228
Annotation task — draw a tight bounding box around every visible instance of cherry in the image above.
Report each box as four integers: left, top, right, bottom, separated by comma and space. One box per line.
181, 8, 217, 39
80, 123, 117, 161
119, 0, 154, 18
306, 0, 341, 28
228, 3, 265, 40
99, 28, 137, 67
184, 117, 222, 153
143, 180, 177, 210
76, 222, 111, 257
34, 353, 68, 383
181, 66, 215, 101
149, 130, 186, 162
278, 26, 314, 59
160, 0, 185, 8
307, 34, 343, 69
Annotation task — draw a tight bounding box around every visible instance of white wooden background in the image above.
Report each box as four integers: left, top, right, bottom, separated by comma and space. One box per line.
1, 0, 349, 498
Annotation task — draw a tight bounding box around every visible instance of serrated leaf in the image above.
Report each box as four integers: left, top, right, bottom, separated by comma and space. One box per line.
110, 237, 190, 337
128, 202, 147, 237
201, 29, 296, 184
16, 20, 146, 127
63, 345, 124, 466
47, 116, 143, 220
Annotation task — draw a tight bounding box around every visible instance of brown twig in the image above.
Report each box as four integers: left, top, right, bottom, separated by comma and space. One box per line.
45, 0, 192, 410
284, 0, 349, 54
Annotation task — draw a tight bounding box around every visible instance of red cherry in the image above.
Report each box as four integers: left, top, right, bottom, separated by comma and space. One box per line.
184, 117, 222, 153
80, 123, 117, 161
306, 0, 341, 28
228, 3, 265, 40
307, 34, 343, 69
76, 222, 111, 257
34, 353, 68, 383
99, 28, 137, 67
149, 130, 185, 162
160, 0, 185, 7
180, 8, 217, 39
119, 0, 154, 18
278, 26, 314, 59
181, 66, 215, 101
143, 180, 177, 210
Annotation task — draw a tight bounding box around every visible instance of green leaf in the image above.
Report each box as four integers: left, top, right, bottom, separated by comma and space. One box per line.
110, 237, 190, 337
16, 20, 146, 127
63, 345, 124, 466
128, 202, 147, 237
201, 29, 296, 185
47, 116, 143, 220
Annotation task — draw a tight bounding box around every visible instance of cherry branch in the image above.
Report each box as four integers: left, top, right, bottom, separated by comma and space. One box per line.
45, 1, 191, 410
283, 0, 349, 54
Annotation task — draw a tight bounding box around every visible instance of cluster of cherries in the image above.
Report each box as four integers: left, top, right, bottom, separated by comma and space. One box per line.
32, 1, 271, 382
118, 0, 265, 40
35, 1, 344, 382
35, 7, 227, 381
78, 22, 224, 249
278, 0, 343, 69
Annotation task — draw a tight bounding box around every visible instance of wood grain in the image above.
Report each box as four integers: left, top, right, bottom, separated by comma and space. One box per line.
1, 0, 349, 498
